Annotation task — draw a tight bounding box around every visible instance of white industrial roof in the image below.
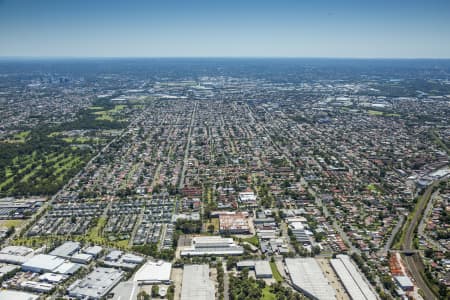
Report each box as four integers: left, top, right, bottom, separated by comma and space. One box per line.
394, 276, 414, 288
182, 236, 244, 256
68, 267, 123, 299
331, 259, 367, 300
71, 253, 93, 261
255, 261, 272, 277
332, 255, 377, 300
285, 258, 336, 300
181, 265, 215, 300
180, 247, 243, 256
22, 254, 64, 272
54, 261, 82, 274
134, 261, 172, 283
39, 272, 66, 283
49, 241, 80, 257
0, 290, 39, 300
0, 246, 33, 256
83, 245, 103, 256
192, 236, 234, 244
0, 253, 30, 265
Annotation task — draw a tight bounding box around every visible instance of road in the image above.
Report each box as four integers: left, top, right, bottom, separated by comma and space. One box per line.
222, 261, 230, 300
402, 182, 439, 300
378, 215, 405, 256
178, 101, 197, 189
418, 191, 444, 252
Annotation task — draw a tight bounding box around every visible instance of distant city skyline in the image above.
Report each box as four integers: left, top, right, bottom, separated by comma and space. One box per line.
1, 0, 450, 58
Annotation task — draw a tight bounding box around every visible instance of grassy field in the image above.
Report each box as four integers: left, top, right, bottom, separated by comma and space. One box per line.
50, 131, 106, 145
94, 110, 113, 121
367, 183, 382, 194
92, 104, 126, 121
0, 219, 24, 228
204, 218, 219, 232
1, 101, 125, 197
3, 131, 30, 143
0, 146, 91, 196
62, 137, 90, 143
13, 231, 131, 250
261, 286, 276, 300
88, 106, 104, 110
243, 235, 260, 247
368, 110, 384, 116
270, 261, 283, 282
87, 216, 107, 242
84, 217, 130, 249
12, 131, 30, 143
367, 110, 400, 117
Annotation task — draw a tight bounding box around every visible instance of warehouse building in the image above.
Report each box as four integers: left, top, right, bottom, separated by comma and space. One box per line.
235, 260, 272, 278
285, 258, 336, 300
394, 276, 414, 292
0, 246, 34, 265
83, 245, 103, 258
39, 272, 67, 284
49, 241, 80, 258
22, 254, 81, 274
255, 261, 272, 278
181, 265, 215, 300
22, 254, 65, 273
0, 253, 30, 265
68, 267, 123, 299
0, 264, 19, 278
20, 281, 54, 293
53, 261, 82, 275
0, 290, 39, 300
71, 253, 93, 264
181, 236, 243, 256
0, 246, 33, 257
103, 250, 144, 269
134, 260, 172, 284
330, 255, 377, 300
236, 260, 256, 270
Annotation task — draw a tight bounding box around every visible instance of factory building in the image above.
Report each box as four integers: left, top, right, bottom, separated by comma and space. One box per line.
82, 245, 103, 258
0, 246, 34, 265
21, 254, 81, 275
22, 254, 65, 273
255, 261, 273, 278
235, 260, 273, 278
49, 241, 80, 258
394, 276, 414, 292
68, 267, 123, 299
133, 260, 172, 284
330, 255, 377, 300
181, 236, 243, 256
285, 258, 336, 300
181, 265, 215, 300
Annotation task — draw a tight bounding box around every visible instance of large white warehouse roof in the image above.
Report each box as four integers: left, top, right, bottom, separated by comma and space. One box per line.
285, 258, 336, 300
330, 255, 377, 300
134, 260, 172, 283
181, 265, 215, 300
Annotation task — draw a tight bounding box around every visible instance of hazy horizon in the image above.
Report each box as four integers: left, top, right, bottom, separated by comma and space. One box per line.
1, 0, 450, 59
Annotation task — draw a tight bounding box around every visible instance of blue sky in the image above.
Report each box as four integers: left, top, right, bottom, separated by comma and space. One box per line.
0, 0, 449, 58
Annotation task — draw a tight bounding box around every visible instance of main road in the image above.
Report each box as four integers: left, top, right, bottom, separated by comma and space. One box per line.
178, 101, 197, 189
